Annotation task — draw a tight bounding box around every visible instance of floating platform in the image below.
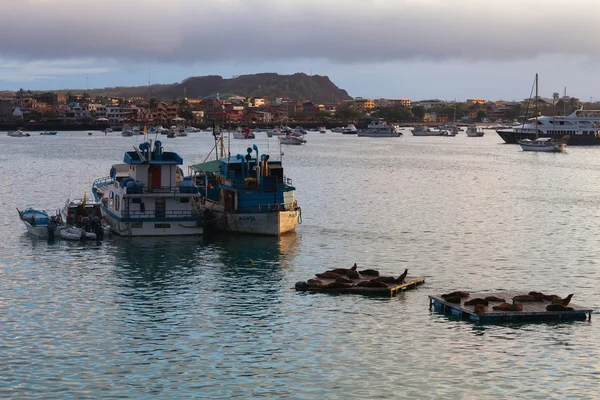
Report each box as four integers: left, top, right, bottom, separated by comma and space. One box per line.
296, 275, 425, 296
429, 291, 593, 323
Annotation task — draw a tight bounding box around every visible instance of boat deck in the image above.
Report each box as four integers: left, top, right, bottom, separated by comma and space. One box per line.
296, 275, 425, 296
429, 291, 593, 323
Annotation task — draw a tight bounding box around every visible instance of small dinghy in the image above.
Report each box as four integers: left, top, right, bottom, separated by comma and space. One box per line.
60, 227, 97, 240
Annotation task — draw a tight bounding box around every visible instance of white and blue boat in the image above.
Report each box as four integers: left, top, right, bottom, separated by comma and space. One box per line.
17, 208, 64, 238
92, 140, 204, 236
190, 145, 301, 236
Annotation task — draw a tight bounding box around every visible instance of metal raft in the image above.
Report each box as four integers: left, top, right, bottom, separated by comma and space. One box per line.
429, 291, 593, 323
296, 276, 425, 297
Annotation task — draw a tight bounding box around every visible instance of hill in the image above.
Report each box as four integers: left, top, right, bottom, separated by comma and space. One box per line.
76, 73, 353, 103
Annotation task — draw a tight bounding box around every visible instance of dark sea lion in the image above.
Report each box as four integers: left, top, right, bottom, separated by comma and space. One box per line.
307, 279, 322, 285
397, 269, 408, 284
335, 276, 353, 284
441, 291, 470, 299
552, 294, 574, 306
325, 282, 354, 289
346, 270, 361, 280
484, 296, 506, 302
512, 295, 538, 302
464, 298, 489, 306
316, 271, 341, 279
473, 304, 486, 314
529, 291, 554, 301
329, 268, 352, 275
359, 269, 380, 277
546, 304, 575, 312
493, 303, 523, 311
351, 263, 358, 272
444, 295, 462, 304
295, 281, 309, 290
356, 280, 389, 288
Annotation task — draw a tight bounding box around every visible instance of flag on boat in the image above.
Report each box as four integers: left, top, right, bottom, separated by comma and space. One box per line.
82, 192, 87, 209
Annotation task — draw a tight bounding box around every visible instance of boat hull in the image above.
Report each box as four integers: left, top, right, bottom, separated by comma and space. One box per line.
411, 131, 456, 137
357, 131, 401, 137
497, 130, 600, 145
208, 209, 299, 236
102, 212, 203, 236
519, 143, 565, 152
21, 220, 65, 238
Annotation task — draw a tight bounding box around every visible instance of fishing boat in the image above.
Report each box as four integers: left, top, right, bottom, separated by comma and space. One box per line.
279, 134, 307, 145
358, 120, 401, 137
465, 125, 485, 137
62, 197, 109, 239
17, 208, 64, 238
91, 140, 204, 236
190, 144, 301, 236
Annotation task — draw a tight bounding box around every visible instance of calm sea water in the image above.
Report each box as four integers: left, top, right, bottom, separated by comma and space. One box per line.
1, 129, 600, 399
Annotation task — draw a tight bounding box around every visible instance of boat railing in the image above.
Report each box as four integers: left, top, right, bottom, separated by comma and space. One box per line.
92, 176, 114, 189
258, 202, 298, 212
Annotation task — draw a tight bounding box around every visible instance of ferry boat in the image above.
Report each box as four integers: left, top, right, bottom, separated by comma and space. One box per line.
497, 109, 600, 145
91, 140, 204, 236
358, 120, 401, 137
190, 144, 301, 236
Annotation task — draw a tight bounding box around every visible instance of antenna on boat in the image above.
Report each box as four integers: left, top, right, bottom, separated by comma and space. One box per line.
535, 73, 539, 139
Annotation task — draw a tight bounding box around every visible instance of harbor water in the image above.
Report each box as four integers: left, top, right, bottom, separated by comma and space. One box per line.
1, 130, 600, 398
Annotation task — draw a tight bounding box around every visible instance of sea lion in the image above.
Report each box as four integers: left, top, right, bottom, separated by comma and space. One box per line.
552, 294, 574, 306
325, 282, 354, 289
295, 281, 309, 290
335, 276, 353, 284
441, 291, 470, 299
359, 269, 380, 277
512, 295, 538, 302
493, 303, 523, 312
346, 270, 361, 280
316, 271, 341, 279
307, 279, 322, 285
473, 304, 486, 314
357, 280, 388, 288
464, 298, 489, 306
443, 295, 462, 304
328, 264, 358, 275
397, 269, 408, 284
528, 291, 554, 301
484, 296, 506, 302
546, 304, 575, 312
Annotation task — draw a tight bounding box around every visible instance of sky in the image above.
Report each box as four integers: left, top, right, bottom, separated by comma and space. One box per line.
1, 0, 600, 101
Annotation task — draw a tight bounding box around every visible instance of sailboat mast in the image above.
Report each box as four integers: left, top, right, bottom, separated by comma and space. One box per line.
535, 73, 538, 138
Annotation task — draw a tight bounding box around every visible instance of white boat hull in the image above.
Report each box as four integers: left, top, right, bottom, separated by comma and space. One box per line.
103, 212, 203, 236
60, 227, 97, 240
411, 130, 456, 136
358, 131, 401, 137
206, 205, 299, 236
520, 143, 565, 152
21, 220, 65, 238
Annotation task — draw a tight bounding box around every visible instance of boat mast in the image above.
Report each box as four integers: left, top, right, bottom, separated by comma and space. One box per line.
535, 73, 538, 139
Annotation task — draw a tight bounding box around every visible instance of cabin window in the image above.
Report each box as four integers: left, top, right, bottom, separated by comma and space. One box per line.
154, 223, 171, 229
115, 195, 120, 211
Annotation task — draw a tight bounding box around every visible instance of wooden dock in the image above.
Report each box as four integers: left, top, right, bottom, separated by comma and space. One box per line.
295, 275, 425, 296
429, 291, 593, 323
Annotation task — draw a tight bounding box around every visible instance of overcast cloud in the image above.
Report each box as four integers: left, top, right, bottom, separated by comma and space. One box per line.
1, 0, 599, 63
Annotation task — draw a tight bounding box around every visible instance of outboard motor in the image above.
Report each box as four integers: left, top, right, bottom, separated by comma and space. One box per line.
93, 217, 104, 240
47, 220, 56, 239
82, 217, 91, 232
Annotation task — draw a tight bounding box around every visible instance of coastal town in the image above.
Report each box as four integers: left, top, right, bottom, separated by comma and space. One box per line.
0, 88, 587, 130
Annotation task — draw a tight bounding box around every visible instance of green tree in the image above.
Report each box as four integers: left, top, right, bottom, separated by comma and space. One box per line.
335, 103, 362, 121
411, 106, 425, 121
476, 110, 487, 121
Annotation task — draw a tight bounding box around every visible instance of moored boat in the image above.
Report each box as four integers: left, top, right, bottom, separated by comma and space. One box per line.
40, 131, 57, 135
190, 144, 301, 236
411, 125, 457, 137
342, 124, 358, 134
519, 137, 568, 152
60, 227, 97, 240
358, 120, 401, 137
465, 125, 485, 137
232, 126, 256, 139
92, 140, 204, 236
17, 208, 64, 238
7, 130, 30, 137
279, 134, 307, 145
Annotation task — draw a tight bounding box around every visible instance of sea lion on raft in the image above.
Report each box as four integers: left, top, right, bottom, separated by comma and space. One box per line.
335, 276, 353, 284
484, 296, 506, 302
346, 269, 361, 279
464, 298, 489, 306
325, 282, 354, 289
307, 279, 323, 288
546, 304, 575, 312
443, 295, 462, 304
359, 269, 380, 277
372, 270, 408, 284
328, 263, 358, 275
552, 294, 574, 306
356, 280, 389, 288
441, 291, 470, 299
493, 303, 523, 312
295, 281, 309, 290
473, 304, 486, 314
316, 271, 342, 279
397, 269, 408, 284
512, 295, 538, 302
528, 291, 556, 301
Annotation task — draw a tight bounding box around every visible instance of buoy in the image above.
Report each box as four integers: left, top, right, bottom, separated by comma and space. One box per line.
248, 259, 254, 264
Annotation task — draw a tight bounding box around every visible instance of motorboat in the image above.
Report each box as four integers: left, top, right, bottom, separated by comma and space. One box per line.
319, 126, 327, 134
60, 227, 97, 240
17, 208, 64, 238
7, 130, 30, 137
466, 125, 485, 137
191, 144, 301, 236
519, 137, 568, 152
411, 125, 456, 136
358, 120, 401, 137
91, 140, 204, 236
121, 126, 134, 137
279, 135, 307, 145
233, 126, 256, 139
342, 124, 358, 134
185, 126, 201, 133
40, 131, 57, 135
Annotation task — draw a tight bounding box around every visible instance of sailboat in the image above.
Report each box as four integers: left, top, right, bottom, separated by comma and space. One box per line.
519, 74, 568, 152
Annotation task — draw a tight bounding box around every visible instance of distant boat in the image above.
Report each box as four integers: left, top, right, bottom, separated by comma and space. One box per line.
342, 124, 358, 134
411, 125, 456, 137
520, 137, 568, 152
40, 131, 57, 135
465, 125, 485, 137
279, 134, 307, 145
319, 126, 327, 134
358, 120, 401, 137
7, 130, 30, 137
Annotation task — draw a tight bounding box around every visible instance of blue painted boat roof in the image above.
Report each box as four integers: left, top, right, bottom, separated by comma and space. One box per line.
124, 151, 182, 165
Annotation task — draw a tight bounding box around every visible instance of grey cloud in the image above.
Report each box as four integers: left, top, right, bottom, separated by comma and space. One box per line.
1, 0, 599, 64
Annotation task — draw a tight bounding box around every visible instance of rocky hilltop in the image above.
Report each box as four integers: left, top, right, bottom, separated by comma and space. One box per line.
83, 73, 353, 102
